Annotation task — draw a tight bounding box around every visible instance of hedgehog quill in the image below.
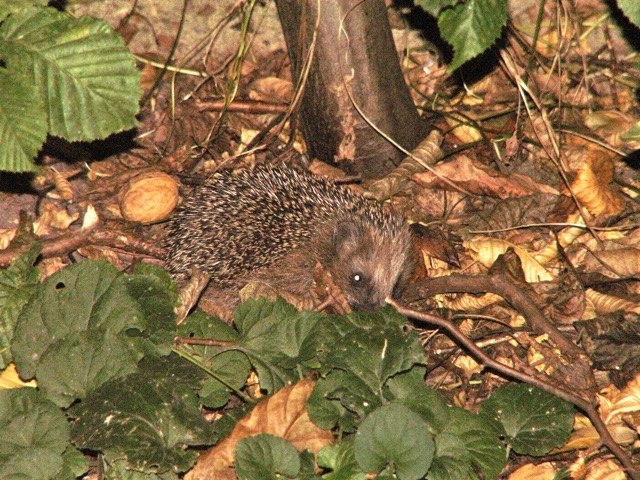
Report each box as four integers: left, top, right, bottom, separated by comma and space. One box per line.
164, 165, 413, 310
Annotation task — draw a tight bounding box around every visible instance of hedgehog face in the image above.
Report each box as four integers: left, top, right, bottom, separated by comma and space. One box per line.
330, 218, 413, 310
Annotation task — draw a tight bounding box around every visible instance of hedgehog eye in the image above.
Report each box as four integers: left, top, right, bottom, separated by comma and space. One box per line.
351, 272, 364, 285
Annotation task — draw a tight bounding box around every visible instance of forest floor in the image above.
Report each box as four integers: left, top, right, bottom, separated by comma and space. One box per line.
1, 0, 640, 478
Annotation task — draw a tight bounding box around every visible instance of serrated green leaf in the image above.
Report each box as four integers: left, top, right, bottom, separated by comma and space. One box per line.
37, 328, 140, 407
124, 265, 178, 356
0, 243, 40, 368
317, 440, 366, 480
618, 0, 640, 27
11, 260, 146, 379
480, 383, 574, 456
0, 388, 70, 480
69, 355, 214, 474
54, 445, 89, 480
0, 0, 48, 23
354, 403, 434, 480
0, 6, 141, 141
177, 311, 250, 408
438, 0, 508, 71
430, 407, 506, 480
232, 297, 324, 393
319, 308, 425, 387
0, 69, 47, 172
383, 367, 450, 433
103, 458, 165, 480
235, 434, 301, 480
308, 370, 381, 432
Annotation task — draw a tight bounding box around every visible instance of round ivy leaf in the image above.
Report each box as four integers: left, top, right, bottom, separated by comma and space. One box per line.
354, 403, 434, 480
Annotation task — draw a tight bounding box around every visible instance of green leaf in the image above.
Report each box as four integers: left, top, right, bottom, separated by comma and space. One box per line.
317, 440, 366, 480
430, 407, 506, 480
69, 354, 214, 474
0, 388, 70, 480
480, 383, 575, 456
0, 6, 141, 141
233, 297, 324, 393
618, 0, 640, 27
354, 403, 434, 480
11, 260, 146, 379
54, 445, 89, 480
0, 243, 40, 368
308, 370, 381, 432
178, 311, 250, 408
307, 310, 426, 431
0, 68, 48, 172
124, 264, 178, 356
438, 0, 508, 71
235, 434, 301, 480
383, 367, 450, 433
103, 458, 165, 479
37, 328, 140, 407
0, 0, 48, 23
319, 308, 425, 385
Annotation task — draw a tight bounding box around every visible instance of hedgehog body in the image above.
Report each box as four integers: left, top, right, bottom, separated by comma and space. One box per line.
164, 165, 413, 310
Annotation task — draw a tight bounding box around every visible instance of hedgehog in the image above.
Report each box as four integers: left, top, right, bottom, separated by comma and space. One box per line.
164, 164, 414, 310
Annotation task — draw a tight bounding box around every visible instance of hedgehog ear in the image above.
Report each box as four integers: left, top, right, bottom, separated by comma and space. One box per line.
333, 220, 361, 255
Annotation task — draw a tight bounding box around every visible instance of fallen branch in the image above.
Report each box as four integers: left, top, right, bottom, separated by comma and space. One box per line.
0, 225, 164, 268
387, 299, 640, 478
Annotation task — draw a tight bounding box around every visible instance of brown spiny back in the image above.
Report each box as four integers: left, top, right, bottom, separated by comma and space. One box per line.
164, 165, 413, 309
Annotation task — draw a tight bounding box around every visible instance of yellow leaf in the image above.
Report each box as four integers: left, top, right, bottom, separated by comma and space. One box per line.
0, 363, 37, 390
464, 236, 555, 282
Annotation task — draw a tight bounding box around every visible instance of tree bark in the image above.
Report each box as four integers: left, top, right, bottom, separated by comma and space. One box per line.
275, 0, 426, 178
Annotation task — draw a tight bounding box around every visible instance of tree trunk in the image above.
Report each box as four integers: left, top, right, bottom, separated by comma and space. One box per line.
275, 0, 426, 178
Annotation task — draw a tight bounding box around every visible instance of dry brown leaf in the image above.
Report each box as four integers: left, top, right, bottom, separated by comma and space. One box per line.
585, 288, 640, 315
186, 379, 333, 480
38, 257, 68, 279
52, 169, 74, 201
444, 292, 502, 311
445, 112, 482, 144
452, 355, 482, 379
584, 111, 636, 148
571, 151, 625, 216
507, 462, 557, 480
583, 248, 640, 279
605, 373, 640, 422
413, 156, 558, 199
561, 414, 636, 452
464, 236, 555, 282
0, 228, 16, 250
248, 76, 293, 102
583, 458, 628, 480
33, 204, 80, 235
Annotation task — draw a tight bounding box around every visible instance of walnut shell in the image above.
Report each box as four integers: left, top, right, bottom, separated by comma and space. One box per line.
119, 171, 179, 224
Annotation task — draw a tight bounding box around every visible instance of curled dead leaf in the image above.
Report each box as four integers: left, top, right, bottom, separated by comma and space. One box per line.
584, 111, 635, 148
186, 379, 333, 480
571, 151, 625, 216
585, 288, 640, 315
507, 462, 557, 480
413, 156, 558, 199
464, 236, 555, 282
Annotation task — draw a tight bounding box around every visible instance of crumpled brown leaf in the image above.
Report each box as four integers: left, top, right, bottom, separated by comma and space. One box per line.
413, 156, 558, 199
570, 149, 625, 216
186, 379, 333, 480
